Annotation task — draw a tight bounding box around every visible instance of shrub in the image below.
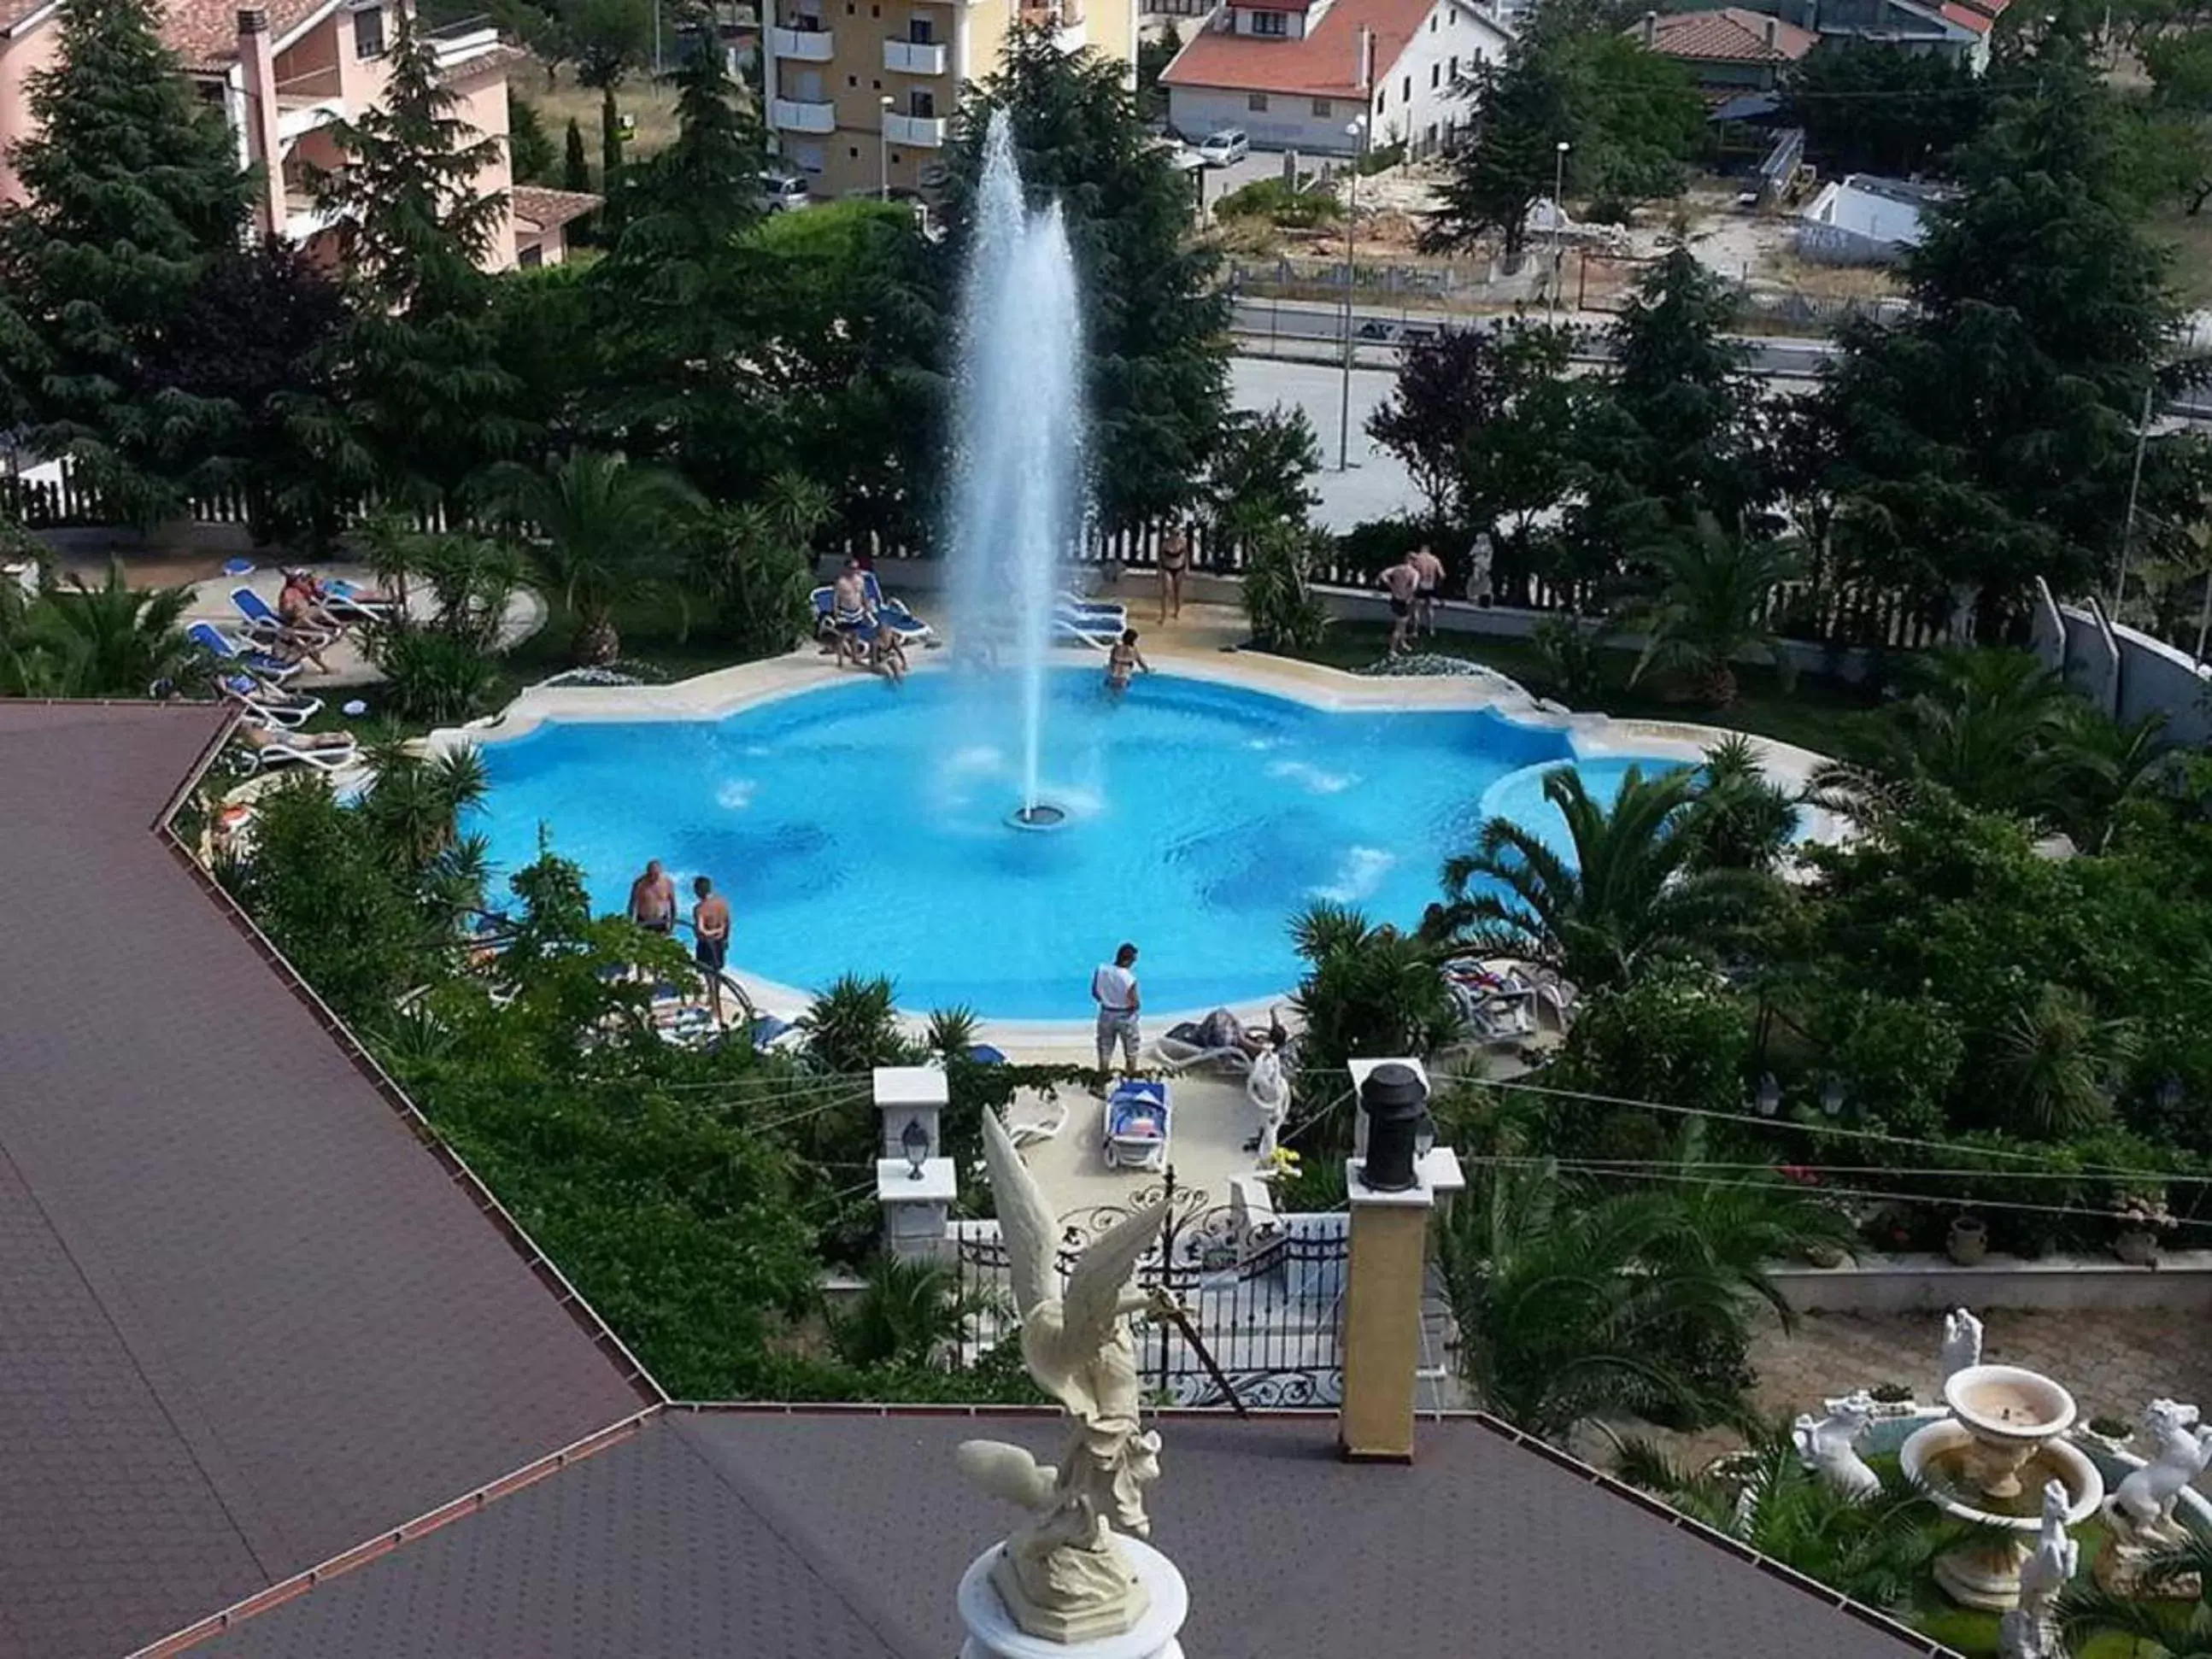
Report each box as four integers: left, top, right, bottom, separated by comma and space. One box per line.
1214, 175, 1342, 228
1334, 516, 1430, 582
1356, 140, 1406, 176
1242, 524, 1331, 654
367, 623, 502, 725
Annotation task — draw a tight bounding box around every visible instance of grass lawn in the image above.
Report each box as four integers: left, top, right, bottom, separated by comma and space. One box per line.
1283, 622, 1878, 758
2149, 202, 2212, 308
517, 59, 686, 167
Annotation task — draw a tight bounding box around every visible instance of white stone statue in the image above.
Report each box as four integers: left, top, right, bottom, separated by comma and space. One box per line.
1792, 1391, 1882, 1503
1247, 1046, 1289, 1168
2110, 1398, 2212, 1546
2001, 1478, 2076, 1658
1942, 1307, 1984, 1382
1464, 532, 1495, 607
956, 1109, 1172, 1642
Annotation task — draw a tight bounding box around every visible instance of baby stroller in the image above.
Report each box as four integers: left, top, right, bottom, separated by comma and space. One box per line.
1102, 1078, 1170, 1173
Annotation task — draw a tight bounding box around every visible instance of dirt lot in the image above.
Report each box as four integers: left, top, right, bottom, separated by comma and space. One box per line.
514, 57, 687, 162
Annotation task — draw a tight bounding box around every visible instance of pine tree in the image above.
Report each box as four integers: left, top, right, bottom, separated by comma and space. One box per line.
294, 12, 525, 513
948, 26, 1229, 531
563, 116, 593, 192
0, 0, 249, 526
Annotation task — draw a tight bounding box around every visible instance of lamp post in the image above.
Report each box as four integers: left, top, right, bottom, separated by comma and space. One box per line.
1547, 139, 1570, 323
1337, 115, 1366, 472
878, 93, 895, 202
2111, 379, 2154, 620
900, 1116, 930, 1179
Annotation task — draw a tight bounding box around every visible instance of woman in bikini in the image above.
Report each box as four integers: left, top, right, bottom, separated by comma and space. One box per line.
1158, 524, 1190, 624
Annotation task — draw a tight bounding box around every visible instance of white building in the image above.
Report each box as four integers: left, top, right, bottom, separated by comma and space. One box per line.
1797, 173, 1940, 265
1160, 0, 1512, 159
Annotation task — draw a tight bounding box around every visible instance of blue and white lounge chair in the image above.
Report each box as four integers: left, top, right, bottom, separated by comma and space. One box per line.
1053, 599, 1126, 649
231, 586, 338, 648
238, 730, 358, 775
1103, 1078, 1170, 1173
219, 672, 322, 730
860, 572, 936, 646
319, 578, 396, 624
187, 622, 304, 683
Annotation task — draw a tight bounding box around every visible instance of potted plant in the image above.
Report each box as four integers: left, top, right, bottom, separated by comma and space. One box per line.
1946, 1213, 1989, 1265
2080, 1414, 2136, 1455
1868, 1381, 1916, 1419
2114, 1194, 2173, 1266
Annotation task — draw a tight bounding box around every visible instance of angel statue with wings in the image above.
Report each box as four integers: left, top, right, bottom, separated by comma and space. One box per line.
955, 1108, 1176, 1642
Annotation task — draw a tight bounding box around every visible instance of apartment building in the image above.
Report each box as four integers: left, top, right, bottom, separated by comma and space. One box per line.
0, 0, 589, 270
760, 0, 1139, 200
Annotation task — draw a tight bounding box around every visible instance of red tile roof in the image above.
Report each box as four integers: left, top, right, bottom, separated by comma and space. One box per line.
511, 185, 601, 233
166, 0, 332, 73
1161, 0, 1438, 100
1937, 2, 1993, 31
1638, 6, 1817, 63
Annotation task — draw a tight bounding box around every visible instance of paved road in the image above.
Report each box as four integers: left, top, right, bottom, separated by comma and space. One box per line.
1230, 356, 1417, 532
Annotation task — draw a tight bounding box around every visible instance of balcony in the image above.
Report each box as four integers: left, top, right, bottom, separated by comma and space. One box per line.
883, 38, 947, 73
275, 92, 345, 149
281, 191, 341, 243
770, 24, 835, 60
883, 110, 947, 147
771, 97, 838, 134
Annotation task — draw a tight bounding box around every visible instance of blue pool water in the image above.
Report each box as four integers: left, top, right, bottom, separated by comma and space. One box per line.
468, 670, 1677, 1018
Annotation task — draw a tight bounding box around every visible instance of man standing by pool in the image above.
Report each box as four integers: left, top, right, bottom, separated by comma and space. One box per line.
1411, 542, 1446, 639
628, 859, 678, 935
1090, 942, 1141, 1088
1381, 548, 1423, 657
693, 875, 733, 1023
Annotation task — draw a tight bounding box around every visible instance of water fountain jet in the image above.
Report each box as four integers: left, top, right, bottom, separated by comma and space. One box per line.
945, 111, 1087, 824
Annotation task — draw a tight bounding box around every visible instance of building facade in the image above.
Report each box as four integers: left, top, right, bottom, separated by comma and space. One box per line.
1160, 0, 1511, 160
760, 0, 1140, 201
0, 0, 572, 270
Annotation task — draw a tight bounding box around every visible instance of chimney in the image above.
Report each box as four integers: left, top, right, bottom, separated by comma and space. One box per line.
1642, 8, 1658, 44
1337, 1061, 1442, 1464
1763, 13, 1779, 45
237, 7, 285, 239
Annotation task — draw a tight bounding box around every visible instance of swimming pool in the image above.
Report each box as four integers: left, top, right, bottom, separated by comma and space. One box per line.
466, 668, 1684, 1019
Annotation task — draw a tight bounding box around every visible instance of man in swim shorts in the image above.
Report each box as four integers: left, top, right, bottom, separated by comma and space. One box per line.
692, 875, 733, 1022
1411, 542, 1446, 638
1381, 549, 1422, 657
628, 859, 678, 933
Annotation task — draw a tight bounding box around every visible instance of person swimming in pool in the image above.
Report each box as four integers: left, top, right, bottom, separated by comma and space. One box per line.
1106, 628, 1150, 695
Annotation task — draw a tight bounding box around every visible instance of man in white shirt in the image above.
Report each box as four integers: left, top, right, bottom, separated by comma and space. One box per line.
1090, 942, 1141, 1086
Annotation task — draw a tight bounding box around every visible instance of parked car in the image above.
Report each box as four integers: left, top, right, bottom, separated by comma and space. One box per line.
1195, 129, 1250, 167
758, 170, 810, 213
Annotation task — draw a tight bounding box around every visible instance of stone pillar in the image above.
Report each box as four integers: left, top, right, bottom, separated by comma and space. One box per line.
957, 1538, 1188, 1659
236, 8, 287, 240
875, 1064, 954, 1261
1337, 1152, 1436, 1463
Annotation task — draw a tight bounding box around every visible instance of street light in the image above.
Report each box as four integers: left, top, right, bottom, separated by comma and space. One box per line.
2111, 380, 2154, 620
1547, 140, 1570, 323
1337, 116, 1366, 472
900, 1116, 930, 1179
879, 93, 895, 203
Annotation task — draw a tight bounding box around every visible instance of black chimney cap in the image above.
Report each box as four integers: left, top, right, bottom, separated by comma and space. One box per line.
1359, 1062, 1427, 1192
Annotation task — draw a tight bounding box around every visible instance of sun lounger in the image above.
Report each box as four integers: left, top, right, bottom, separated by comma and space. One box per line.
238, 733, 359, 775
860, 573, 936, 645
218, 673, 323, 730
188, 622, 304, 682
1103, 1078, 1170, 1173
319, 579, 397, 624
1152, 1023, 1253, 1074
1053, 601, 1126, 650
230, 586, 339, 648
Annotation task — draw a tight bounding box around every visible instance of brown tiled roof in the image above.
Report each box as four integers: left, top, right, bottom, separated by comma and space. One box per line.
0, 0, 52, 37
1161, 0, 1443, 100
0, 703, 648, 1658
510, 185, 601, 233
1639, 6, 1817, 62
164, 0, 331, 73
185, 1408, 1942, 1658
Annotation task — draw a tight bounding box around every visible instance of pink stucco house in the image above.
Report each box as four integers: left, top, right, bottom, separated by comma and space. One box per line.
0, 0, 596, 269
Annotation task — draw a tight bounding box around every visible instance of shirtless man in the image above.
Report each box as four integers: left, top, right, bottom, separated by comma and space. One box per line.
627, 859, 678, 935
692, 875, 733, 1022
1410, 542, 1446, 638
273, 575, 336, 671
1106, 628, 1150, 695
1380, 549, 1423, 656
829, 559, 873, 669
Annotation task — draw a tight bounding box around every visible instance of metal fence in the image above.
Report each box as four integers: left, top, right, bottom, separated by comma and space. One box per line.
949, 1181, 1350, 1411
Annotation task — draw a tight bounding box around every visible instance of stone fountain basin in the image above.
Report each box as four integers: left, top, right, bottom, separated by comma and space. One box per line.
1944, 1363, 2079, 1444
1899, 1419, 2105, 1529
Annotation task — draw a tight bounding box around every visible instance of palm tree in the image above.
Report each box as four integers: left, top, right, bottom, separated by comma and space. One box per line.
1435, 1156, 1840, 1441
1431, 765, 1776, 992
1, 562, 210, 697
1288, 900, 1458, 1076
1990, 982, 2136, 1139
484, 448, 704, 663
2059, 1530, 2212, 1657
1628, 517, 1802, 707
826, 1253, 1000, 1369
1686, 734, 1800, 874
1616, 1425, 1963, 1614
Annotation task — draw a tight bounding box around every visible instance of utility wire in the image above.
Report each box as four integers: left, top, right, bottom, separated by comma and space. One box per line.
1464, 1155, 2212, 1187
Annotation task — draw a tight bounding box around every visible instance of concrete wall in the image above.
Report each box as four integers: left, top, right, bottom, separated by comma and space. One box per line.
1771, 1250, 2212, 1314
2036, 581, 2211, 747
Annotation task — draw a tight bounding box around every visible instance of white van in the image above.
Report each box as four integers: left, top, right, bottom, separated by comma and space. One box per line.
1196, 129, 1250, 167
758, 170, 811, 213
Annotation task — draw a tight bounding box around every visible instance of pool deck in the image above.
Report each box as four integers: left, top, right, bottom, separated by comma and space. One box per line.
425, 609, 1843, 1059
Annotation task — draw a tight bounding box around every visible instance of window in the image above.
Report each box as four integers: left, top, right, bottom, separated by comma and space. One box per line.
518, 243, 543, 268
1448, 53, 1457, 76
1311, 97, 1331, 116
351, 3, 384, 59
1250, 7, 1286, 31
909, 15, 933, 40
1374, 89, 1385, 112
849, 145, 860, 157
847, 73, 859, 85
1429, 62, 1439, 86
1429, 9, 1436, 26
1247, 90, 1269, 110
911, 89, 936, 116
1400, 74, 1411, 101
